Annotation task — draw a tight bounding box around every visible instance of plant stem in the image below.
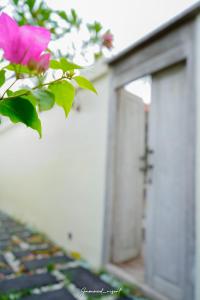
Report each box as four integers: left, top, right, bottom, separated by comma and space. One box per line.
0, 78, 18, 100
1, 75, 70, 100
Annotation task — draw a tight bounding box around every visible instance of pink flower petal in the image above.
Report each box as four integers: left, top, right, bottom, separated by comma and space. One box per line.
18, 25, 51, 64
0, 13, 51, 65
0, 13, 19, 62
37, 53, 51, 73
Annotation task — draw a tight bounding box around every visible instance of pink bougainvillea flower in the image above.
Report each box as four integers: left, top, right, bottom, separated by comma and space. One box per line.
36, 53, 51, 73
28, 53, 51, 73
0, 13, 51, 70
102, 31, 113, 49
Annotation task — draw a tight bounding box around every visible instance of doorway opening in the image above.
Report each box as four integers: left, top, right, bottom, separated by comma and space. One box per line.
110, 75, 152, 285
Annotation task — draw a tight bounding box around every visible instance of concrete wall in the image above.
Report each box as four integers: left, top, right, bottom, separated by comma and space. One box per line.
0, 62, 110, 268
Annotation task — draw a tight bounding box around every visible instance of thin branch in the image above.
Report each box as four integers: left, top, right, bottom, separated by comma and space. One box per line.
0, 78, 18, 100
2, 75, 70, 100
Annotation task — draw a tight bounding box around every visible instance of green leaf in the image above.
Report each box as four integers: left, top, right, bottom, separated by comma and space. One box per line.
0, 70, 5, 87
32, 90, 55, 112
6, 64, 32, 74
27, 0, 35, 10
22, 94, 37, 107
6, 89, 36, 106
0, 97, 42, 137
74, 76, 97, 94
87, 21, 102, 33
50, 59, 82, 72
60, 58, 82, 71
69, 9, 81, 28
6, 90, 14, 97
13, 0, 19, 5
57, 10, 69, 21
49, 60, 61, 70
49, 81, 75, 117
7, 89, 28, 97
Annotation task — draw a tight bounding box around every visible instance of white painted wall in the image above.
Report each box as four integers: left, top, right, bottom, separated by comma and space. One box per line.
0, 61, 110, 268
195, 14, 200, 300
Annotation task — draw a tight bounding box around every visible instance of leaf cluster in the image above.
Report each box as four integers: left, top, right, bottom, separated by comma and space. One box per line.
0, 58, 97, 137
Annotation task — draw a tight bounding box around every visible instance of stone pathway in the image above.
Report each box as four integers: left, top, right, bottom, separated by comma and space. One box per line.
0, 211, 149, 300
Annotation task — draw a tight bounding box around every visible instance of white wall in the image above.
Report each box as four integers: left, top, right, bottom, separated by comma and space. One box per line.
0, 62, 110, 268
195, 14, 200, 300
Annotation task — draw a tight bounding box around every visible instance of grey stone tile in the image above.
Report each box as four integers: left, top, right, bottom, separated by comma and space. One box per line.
0, 268, 13, 275
14, 250, 34, 259
24, 256, 73, 271
0, 255, 12, 275
14, 247, 59, 259
23, 288, 77, 300
0, 273, 59, 293
0, 254, 6, 262
117, 296, 134, 300
62, 267, 112, 295
0, 240, 11, 250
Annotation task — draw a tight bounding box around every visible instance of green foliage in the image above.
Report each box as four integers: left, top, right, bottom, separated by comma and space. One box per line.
7, 89, 30, 97
0, 97, 42, 137
50, 58, 82, 72
49, 60, 61, 70
0, 70, 5, 87
3, 0, 113, 62
47, 263, 55, 272
0, 289, 32, 300
32, 90, 55, 112
0, 0, 100, 135
49, 81, 75, 117
87, 21, 102, 34
60, 58, 82, 72
26, 0, 35, 10
74, 76, 97, 94
6, 64, 33, 75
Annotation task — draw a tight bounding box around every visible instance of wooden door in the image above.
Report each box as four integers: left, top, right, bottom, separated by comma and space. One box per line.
112, 89, 145, 263
146, 63, 192, 300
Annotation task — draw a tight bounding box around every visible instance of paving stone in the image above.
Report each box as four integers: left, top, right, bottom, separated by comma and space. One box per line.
7, 226, 27, 234
0, 268, 13, 275
24, 255, 73, 271
0, 214, 12, 222
0, 237, 11, 243
0, 211, 139, 300
0, 254, 6, 262
117, 296, 134, 300
16, 230, 34, 238
0, 240, 11, 250
14, 249, 34, 259
0, 233, 11, 241
0, 273, 59, 293
14, 247, 59, 259
23, 288, 77, 300
0, 255, 12, 275
62, 266, 112, 295
3, 221, 21, 228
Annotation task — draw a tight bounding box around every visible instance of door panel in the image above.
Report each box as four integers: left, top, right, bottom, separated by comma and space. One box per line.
112, 89, 145, 263
146, 63, 191, 300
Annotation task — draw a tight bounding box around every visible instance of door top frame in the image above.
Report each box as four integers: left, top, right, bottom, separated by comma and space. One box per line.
110, 19, 195, 90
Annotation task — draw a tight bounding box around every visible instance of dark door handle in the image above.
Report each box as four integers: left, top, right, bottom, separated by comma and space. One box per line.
147, 148, 154, 154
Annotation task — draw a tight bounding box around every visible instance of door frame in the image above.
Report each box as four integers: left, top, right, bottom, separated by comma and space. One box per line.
102, 20, 196, 300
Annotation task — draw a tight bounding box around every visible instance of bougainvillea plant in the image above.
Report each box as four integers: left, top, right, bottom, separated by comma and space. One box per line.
0, 12, 98, 137
1, 0, 114, 63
